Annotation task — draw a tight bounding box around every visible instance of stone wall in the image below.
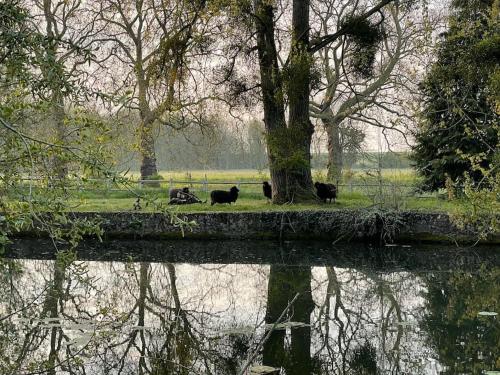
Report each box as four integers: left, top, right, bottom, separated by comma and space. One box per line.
18, 210, 500, 244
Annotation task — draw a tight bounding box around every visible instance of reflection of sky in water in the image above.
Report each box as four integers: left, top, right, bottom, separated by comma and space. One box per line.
0, 257, 498, 374
174, 264, 269, 327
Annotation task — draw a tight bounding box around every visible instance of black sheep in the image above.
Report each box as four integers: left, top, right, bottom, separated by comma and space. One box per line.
210, 186, 239, 205
168, 196, 200, 205
168, 191, 204, 205
315, 182, 337, 203
169, 187, 190, 200
263, 181, 272, 201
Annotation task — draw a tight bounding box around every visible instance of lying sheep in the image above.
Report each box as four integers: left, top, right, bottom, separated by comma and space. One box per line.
168, 194, 203, 205
169, 187, 190, 200
315, 182, 337, 203
168, 187, 204, 205
210, 186, 239, 205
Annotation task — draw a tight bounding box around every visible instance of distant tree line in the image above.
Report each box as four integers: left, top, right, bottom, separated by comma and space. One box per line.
113, 118, 269, 172
110, 114, 410, 171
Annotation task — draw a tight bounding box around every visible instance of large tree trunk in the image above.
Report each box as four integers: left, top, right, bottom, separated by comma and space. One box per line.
323, 115, 343, 181
254, 0, 289, 203
139, 117, 159, 181
254, 0, 314, 203
286, 0, 314, 201
137, 57, 159, 184
138, 75, 159, 185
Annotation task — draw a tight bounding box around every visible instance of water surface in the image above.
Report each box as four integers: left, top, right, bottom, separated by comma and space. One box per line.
1, 240, 499, 375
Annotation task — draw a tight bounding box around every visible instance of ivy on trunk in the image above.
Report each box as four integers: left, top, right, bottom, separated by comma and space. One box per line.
254, 0, 315, 203
253, 0, 396, 203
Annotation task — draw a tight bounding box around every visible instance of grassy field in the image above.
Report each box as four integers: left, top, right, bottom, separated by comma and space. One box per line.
124, 168, 419, 184
58, 169, 462, 214
69, 194, 460, 213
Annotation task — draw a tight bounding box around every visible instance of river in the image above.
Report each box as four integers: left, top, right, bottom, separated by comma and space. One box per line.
1, 239, 499, 374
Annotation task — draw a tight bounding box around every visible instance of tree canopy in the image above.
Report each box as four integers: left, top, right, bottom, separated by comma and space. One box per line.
412, 0, 500, 191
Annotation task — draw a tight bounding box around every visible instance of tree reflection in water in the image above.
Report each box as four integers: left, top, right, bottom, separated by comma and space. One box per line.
263, 265, 314, 375
422, 267, 500, 375
0, 243, 498, 375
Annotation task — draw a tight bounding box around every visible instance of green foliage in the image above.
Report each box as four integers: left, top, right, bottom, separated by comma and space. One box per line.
0, 0, 32, 81
0, 1, 115, 248
413, 0, 500, 242
422, 266, 500, 374
266, 127, 311, 172
412, 0, 500, 191
450, 169, 500, 241
341, 15, 385, 78
282, 48, 313, 100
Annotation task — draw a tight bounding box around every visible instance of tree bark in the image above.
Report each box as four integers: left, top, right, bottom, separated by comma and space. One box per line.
254, 0, 314, 203
286, 0, 314, 201
323, 116, 343, 181
139, 118, 159, 182
253, 0, 289, 203
137, 62, 159, 183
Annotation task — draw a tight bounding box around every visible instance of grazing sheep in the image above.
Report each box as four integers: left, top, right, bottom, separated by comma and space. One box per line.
169, 187, 190, 200
315, 182, 337, 203
210, 186, 239, 205
263, 181, 272, 201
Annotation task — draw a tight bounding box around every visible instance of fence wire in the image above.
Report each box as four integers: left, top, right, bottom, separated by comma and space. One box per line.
14, 176, 438, 198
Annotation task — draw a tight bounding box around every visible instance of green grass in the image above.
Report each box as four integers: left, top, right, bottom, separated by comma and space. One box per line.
11, 169, 465, 214
68, 191, 461, 216
68, 194, 462, 214
68, 192, 372, 213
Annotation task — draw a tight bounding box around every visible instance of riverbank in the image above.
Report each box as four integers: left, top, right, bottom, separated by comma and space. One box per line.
13, 209, 500, 244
